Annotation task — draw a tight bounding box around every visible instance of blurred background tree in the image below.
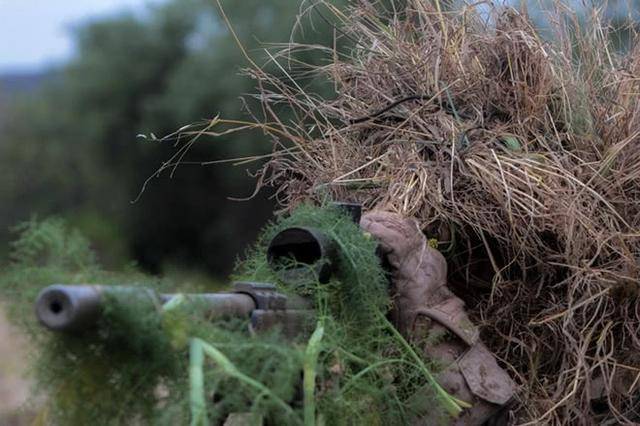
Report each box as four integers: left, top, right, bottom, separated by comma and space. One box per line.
0, 0, 339, 278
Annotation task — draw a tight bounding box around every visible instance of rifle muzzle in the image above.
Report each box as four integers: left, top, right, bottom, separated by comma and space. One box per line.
35, 284, 104, 332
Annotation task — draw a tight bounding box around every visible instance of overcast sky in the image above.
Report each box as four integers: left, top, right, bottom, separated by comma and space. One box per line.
0, 0, 163, 73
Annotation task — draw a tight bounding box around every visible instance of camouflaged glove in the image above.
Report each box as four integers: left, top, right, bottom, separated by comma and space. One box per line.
361, 211, 516, 426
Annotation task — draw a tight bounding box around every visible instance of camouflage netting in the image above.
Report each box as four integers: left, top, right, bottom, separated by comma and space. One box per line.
176, 1, 639, 423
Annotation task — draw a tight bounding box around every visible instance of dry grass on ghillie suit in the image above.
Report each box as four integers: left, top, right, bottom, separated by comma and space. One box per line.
167, 1, 640, 424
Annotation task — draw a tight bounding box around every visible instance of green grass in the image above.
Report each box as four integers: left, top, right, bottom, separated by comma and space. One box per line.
0, 207, 453, 425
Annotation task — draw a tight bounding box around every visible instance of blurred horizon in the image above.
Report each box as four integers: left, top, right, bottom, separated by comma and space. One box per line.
0, 0, 342, 280
0, 0, 165, 74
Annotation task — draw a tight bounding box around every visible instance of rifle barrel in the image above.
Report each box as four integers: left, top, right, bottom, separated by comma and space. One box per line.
35, 284, 104, 332
35, 284, 256, 333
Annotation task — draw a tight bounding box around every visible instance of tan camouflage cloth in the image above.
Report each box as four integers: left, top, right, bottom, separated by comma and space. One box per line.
361, 211, 517, 425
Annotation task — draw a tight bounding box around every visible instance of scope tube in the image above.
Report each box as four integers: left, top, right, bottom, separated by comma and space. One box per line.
266, 227, 337, 283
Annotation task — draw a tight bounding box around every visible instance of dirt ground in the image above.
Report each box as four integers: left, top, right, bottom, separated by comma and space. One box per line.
0, 305, 31, 425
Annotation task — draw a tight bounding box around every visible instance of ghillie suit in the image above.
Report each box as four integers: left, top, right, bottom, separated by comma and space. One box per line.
3, 208, 515, 425
8, 0, 639, 423
173, 0, 640, 423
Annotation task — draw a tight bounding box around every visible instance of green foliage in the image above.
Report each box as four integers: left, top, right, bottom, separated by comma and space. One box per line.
0, 218, 181, 424
0, 0, 343, 275
0, 215, 307, 425
1, 206, 450, 425
235, 204, 389, 333
1, 219, 99, 329
37, 290, 183, 425
9, 218, 97, 270
234, 204, 451, 424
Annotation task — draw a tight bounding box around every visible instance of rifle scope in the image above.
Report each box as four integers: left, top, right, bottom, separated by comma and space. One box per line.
266, 202, 362, 284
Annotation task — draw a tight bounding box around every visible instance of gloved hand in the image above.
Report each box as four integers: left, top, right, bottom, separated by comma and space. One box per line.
361, 210, 516, 426
360, 211, 461, 335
